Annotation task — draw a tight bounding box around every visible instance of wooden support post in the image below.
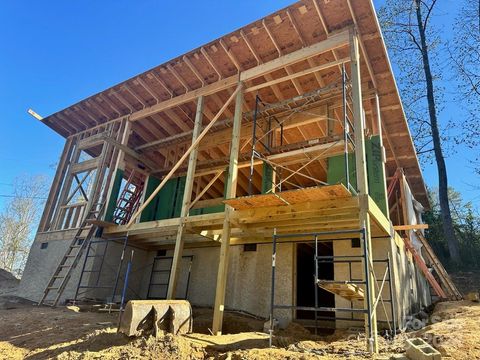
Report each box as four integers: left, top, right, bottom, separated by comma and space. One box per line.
104, 121, 132, 221
350, 29, 378, 353
374, 93, 390, 220
166, 96, 204, 299
212, 82, 244, 335
126, 85, 241, 228
37, 137, 75, 232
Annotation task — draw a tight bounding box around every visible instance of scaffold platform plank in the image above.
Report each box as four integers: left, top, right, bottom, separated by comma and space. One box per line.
317, 280, 365, 301
224, 184, 351, 210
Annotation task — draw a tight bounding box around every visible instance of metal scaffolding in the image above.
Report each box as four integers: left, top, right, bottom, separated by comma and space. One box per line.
247, 69, 357, 198
269, 228, 396, 346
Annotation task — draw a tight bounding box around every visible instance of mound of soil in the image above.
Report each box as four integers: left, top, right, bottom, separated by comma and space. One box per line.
0, 269, 19, 291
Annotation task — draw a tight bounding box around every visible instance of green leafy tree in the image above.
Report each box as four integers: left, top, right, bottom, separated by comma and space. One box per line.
425, 188, 480, 270
380, 0, 461, 263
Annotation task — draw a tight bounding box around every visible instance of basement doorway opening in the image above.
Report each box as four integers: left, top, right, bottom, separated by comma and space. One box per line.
296, 242, 335, 334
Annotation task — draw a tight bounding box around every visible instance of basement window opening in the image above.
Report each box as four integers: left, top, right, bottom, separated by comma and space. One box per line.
40, 242, 48, 249
157, 249, 167, 257
243, 243, 257, 252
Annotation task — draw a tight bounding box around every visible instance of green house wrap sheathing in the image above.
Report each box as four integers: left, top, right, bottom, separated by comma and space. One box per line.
154, 177, 180, 220
140, 176, 161, 222
261, 162, 274, 194
139, 175, 185, 222
365, 135, 388, 216
327, 153, 357, 190
104, 169, 124, 222
189, 170, 227, 216
327, 135, 387, 216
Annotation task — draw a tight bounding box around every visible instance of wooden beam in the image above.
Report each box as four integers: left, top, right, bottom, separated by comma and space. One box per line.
37, 138, 75, 232
393, 224, 428, 231
240, 29, 349, 82
245, 57, 349, 93
189, 170, 224, 210
212, 83, 243, 335
351, 29, 378, 353
103, 120, 131, 222
126, 84, 242, 227
167, 96, 204, 299
374, 93, 389, 219
101, 136, 156, 170
130, 77, 236, 121
128, 30, 348, 123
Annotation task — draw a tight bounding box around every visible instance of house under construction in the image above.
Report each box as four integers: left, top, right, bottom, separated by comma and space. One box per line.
18, 0, 461, 353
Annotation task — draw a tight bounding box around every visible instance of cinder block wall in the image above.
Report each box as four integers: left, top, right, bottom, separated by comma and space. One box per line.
17, 232, 152, 304
162, 242, 295, 326
18, 231, 84, 303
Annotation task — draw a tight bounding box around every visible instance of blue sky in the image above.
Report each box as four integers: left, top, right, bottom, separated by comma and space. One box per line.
0, 0, 477, 209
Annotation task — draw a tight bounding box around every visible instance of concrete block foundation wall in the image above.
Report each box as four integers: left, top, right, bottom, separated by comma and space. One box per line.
17, 231, 153, 305
18, 232, 431, 333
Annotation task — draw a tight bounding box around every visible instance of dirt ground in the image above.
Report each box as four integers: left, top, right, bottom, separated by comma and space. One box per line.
0, 299, 478, 360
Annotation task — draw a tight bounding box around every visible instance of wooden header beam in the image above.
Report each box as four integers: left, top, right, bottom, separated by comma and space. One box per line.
128, 29, 349, 123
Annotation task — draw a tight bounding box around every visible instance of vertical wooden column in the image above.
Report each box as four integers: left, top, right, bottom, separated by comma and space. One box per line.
374, 93, 390, 220
37, 137, 75, 232
212, 83, 244, 335
104, 120, 132, 221
166, 96, 204, 299
350, 29, 378, 353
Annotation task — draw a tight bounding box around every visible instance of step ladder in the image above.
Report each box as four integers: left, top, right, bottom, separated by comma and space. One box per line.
403, 236, 447, 299
413, 230, 462, 300
38, 202, 104, 306
112, 171, 144, 225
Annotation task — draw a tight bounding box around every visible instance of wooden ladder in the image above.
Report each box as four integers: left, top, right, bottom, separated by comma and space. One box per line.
39, 127, 116, 306
112, 171, 144, 225
413, 230, 462, 300
38, 203, 104, 306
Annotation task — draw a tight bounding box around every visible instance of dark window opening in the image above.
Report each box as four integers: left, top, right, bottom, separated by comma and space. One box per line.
157, 249, 167, 257
296, 242, 335, 334
243, 243, 257, 252
40, 242, 48, 249
351, 238, 361, 248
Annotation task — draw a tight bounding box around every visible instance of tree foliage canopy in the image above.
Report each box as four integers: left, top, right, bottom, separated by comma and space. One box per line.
425, 187, 480, 271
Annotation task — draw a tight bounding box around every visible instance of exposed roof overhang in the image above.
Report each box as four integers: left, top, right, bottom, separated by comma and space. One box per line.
38, 0, 428, 207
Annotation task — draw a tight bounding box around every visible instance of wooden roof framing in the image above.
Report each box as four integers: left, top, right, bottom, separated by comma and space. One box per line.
37, 0, 428, 206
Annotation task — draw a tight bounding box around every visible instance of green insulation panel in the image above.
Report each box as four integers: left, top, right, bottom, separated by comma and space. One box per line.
140, 175, 161, 222
140, 176, 189, 222
104, 169, 124, 222
261, 162, 274, 194
189, 169, 227, 216
326, 135, 387, 216
327, 153, 357, 190
172, 176, 186, 218
365, 135, 388, 216
154, 178, 177, 220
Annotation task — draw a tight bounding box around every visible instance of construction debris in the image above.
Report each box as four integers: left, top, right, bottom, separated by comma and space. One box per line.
405, 338, 442, 360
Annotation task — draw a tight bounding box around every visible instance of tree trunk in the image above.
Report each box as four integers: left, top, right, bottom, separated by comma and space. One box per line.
414, 0, 461, 264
